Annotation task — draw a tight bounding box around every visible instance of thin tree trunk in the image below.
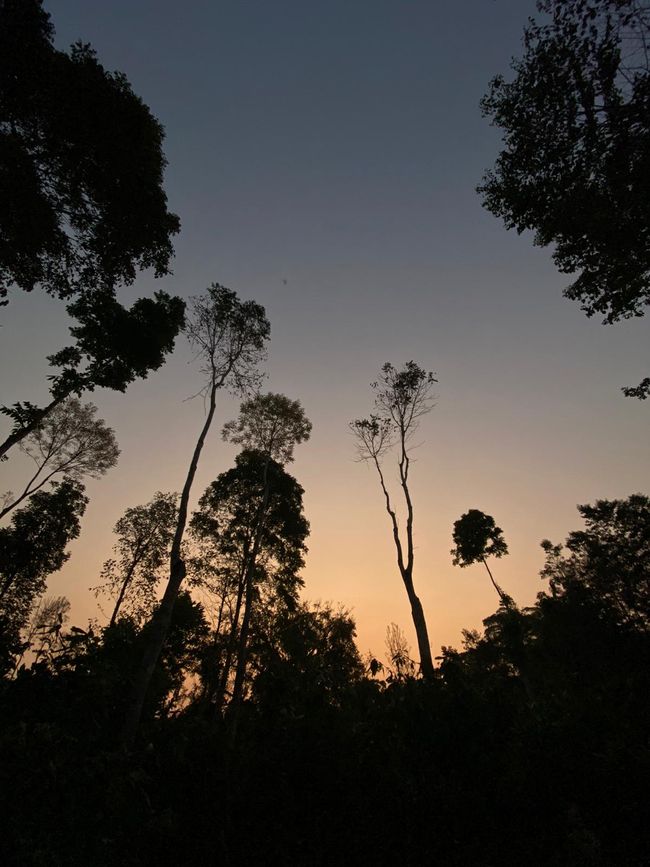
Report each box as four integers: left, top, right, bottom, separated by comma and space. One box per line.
403, 573, 435, 679
227, 462, 270, 743
109, 553, 142, 628
212, 572, 247, 718
0, 391, 69, 461
199, 589, 228, 707
119, 376, 218, 749
227, 570, 254, 745
482, 557, 509, 606
372, 454, 435, 680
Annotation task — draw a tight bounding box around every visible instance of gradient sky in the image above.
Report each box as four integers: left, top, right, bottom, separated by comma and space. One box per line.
1, 0, 648, 662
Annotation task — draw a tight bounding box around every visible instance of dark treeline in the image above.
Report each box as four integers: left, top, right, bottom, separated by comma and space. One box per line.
1, 0, 649, 864
0, 494, 648, 865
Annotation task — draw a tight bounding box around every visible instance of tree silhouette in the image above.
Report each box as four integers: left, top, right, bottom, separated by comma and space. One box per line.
0, 0, 179, 304
220, 395, 311, 727
120, 284, 270, 748
541, 493, 650, 631
0, 0, 186, 457
0, 288, 185, 460
94, 492, 178, 628
0, 398, 119, 519
0, 479, 87, 675
190, 449, 309, 716
451, 509, 512, 605
479, 0, 650, 396
351, 361, 437, 679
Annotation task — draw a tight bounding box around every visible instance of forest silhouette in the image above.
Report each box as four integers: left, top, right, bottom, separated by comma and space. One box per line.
1, 1, 649, 865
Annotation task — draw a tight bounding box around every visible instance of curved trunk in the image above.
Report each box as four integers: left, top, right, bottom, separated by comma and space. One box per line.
373, 453, 434, 680
120, 378, 218, 749
403, 572, 435, 680
482, 557, 509, 606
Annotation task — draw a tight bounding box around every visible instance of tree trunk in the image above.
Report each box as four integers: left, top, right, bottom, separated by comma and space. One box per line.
227, 462, 270, 743
119, 556, 186, 748
227, 568, 254, 744
403, 572, 435, 680
373, 453, 435, 681
212, 573, 246, 718
109, 556, 140, 627
119, 378, 218, 749
482, 558, 509, 606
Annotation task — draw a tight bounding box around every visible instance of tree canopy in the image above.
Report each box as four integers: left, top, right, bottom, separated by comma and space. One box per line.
0, 0, 180, 304
479, 0, 650, 397
1, 398, 119, 519
480, 0, 650, 326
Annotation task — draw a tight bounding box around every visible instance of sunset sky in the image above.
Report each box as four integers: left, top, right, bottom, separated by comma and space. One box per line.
1, 0, 648, 662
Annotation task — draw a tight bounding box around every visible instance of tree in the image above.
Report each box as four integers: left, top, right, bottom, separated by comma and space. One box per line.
94, 492, 178, 627
190, 449, 309, 715
479, 0, 650, 396
22, 595, 71, 668
219, 394, 311, 726
0, 0, 186, 457
0, 479, 87, 675
451, 509, 512, 605
0, 0, 180, 304
0, 398, 119, 519
541, 493, 650, 631
120, 284, 270, 747
350, 361, 437, 679
384, 622, 417, 681
0, 288, 185, 460
251, 601, 364, 715
222, 392, 312, 465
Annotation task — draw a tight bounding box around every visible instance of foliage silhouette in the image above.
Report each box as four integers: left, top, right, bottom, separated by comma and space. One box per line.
479, 0, 650, 396
94, 492, 179, 628
0, 492, 648, 865
452, 509, 512, 605
0, 288, 186, 460
0, 398, 119, 519
540, 493, 650, 631
0, 479, 87, 675
190, 449, 309, 717
0, 0, 179, 304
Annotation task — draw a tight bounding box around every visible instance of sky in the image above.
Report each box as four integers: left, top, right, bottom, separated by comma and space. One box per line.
1, 0, 648, 662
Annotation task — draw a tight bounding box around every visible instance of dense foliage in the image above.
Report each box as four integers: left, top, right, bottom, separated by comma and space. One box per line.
0, 495, 648, 865
0, 0, 179, 302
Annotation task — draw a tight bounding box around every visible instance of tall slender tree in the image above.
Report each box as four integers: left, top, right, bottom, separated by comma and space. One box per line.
451, 509, 511, 605
120, 284, 269, 748
220, 394, 311, 724
351, 361, 437, 679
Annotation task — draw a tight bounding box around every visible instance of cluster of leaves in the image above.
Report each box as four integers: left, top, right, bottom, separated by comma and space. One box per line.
480, 0, 650, 326
0, 0, 179, 303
